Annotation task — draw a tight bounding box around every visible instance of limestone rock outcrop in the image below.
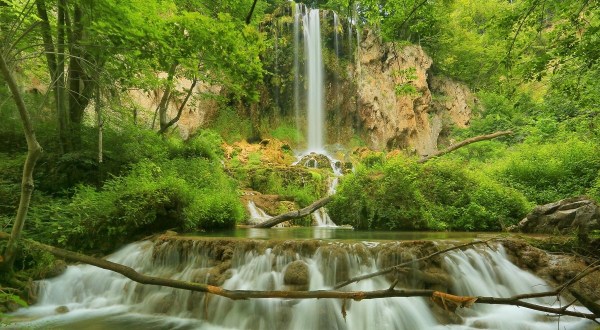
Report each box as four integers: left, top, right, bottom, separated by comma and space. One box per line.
512, 196, 600, 234
355, 29, 476, 155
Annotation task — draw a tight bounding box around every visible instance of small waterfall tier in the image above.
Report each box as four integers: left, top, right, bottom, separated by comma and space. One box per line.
9, 238, 594, 329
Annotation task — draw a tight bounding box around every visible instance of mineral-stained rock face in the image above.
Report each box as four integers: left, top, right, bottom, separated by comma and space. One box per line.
355, 29, 475, 155
512, 196, 600, 234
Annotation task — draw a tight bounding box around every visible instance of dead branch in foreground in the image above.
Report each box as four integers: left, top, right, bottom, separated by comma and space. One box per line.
252, 196, 333, 228
0, 231, 598, 321
418, 130, 513, 163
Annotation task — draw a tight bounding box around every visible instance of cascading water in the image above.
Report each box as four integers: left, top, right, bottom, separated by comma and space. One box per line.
246, 201, 272, 225
293, 3, 302, 144
303, 8, 325, 153
9, 239, 594, 330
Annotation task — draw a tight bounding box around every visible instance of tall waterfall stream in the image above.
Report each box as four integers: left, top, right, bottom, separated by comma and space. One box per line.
8, 238, 594, 329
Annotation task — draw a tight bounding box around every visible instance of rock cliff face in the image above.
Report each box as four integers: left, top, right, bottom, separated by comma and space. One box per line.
354, 29, 476, 154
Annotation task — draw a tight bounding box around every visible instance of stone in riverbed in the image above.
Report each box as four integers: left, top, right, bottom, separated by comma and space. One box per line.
283, 260, 310, 291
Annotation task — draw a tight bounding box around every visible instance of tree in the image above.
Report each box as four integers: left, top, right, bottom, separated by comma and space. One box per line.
0, 52, 42, 273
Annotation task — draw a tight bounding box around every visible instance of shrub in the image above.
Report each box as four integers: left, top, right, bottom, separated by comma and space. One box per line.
330, 155, 531, 231
330, 155, 431, 230
494, 138, 600, 204
27, 158, 243, 253
246, 167, 326, 207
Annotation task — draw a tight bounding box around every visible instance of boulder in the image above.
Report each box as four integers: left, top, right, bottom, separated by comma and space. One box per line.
297, 153, 332, 170
283, 260, 310, 290
512, 197, 600, 234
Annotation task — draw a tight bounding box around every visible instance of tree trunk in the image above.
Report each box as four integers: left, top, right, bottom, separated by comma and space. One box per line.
56, 0, 70, 152
159, 77, 197, 134
67, 4, 94, 148
418, 130, 513, 163
252, 196, 333, 228
36, 0, 68, 153
96, 79, 103, 164
0, 54, 43, 272
157, 62, 178, 132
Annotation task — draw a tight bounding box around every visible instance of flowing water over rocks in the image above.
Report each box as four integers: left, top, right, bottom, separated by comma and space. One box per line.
8, 237, 596, 329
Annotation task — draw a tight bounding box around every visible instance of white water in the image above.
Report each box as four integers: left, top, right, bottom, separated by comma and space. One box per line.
312, 208, 337, 227
293, 2, 302, 144
246, 201, 272, 225
9, 241, 594, 330
303, 8, 325, 153
333, 12, 340, 58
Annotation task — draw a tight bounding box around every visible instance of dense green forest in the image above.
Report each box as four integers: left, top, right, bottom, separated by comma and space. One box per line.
1, 0, 600, 311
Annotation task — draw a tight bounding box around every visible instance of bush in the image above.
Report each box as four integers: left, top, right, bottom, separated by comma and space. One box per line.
420, 159, 531, 230
27, 158, 243, 252
270, 124, 303, 144
494, 138, 600, 204
330, 155, 432, 230
330, 155, 532, 231
246, 167, 326, 207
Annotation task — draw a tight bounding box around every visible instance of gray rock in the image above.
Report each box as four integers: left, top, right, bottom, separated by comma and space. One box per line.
514, 197, 600, 234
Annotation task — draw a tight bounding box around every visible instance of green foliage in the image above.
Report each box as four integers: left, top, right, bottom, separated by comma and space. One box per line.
184, 191, 244, 230
393, 67, 420, 97
330, 154, 432, 230
269, 124, 303, 144
394, 84, 419, 97
27, 158, 243, 252
0, 291, 27, 317
245, 167, 326, 207
169, 130, 224, 160
209, 107, 254, 143
493, 139, 600, 204
330, 155, 531, 231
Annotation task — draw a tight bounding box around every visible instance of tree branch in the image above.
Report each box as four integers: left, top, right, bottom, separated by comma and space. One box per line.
418, 130, 513, 163
245, 0, 259, 25
159, 77, 197, 134
251, 196, 333, 228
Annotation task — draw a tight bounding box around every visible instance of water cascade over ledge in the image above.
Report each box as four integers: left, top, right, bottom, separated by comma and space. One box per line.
9, 238, 594, 330
302, 7, 325, 153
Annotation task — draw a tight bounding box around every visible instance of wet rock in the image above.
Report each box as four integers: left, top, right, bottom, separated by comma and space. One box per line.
55, 305, 69, 314
283, 260, 310, 290
501, 239, 549, 271
151, 292, 175, 314
419, 267, 451, 286
511, 197, 600, 234
298, 153, 332, 169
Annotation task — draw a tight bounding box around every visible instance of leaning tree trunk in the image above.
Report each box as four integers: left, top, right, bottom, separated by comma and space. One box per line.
252, 196, 333, 228
0, 54, 43, 272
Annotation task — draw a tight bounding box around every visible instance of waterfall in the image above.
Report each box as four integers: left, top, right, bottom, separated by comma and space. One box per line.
9, 240, 593, 330
333, 12, 340, 58
303, 8, 325, 153
246, 201, 272, 225
293, 2, 301, 144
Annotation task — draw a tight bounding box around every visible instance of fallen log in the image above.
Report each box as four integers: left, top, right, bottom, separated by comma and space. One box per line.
0, 231, 598, 320
418, 130, 513, 163
252, 195, 333, 228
